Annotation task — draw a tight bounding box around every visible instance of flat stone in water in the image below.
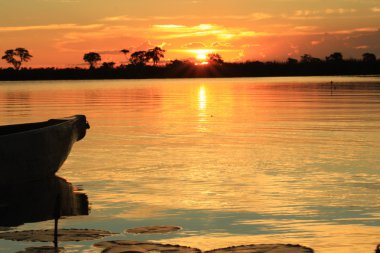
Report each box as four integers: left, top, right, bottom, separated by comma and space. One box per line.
205, 244, 314, 253
0, 229, 113, 242
16, 246, 65, 253
125, 225, 181, 234
94, 240, 202, 253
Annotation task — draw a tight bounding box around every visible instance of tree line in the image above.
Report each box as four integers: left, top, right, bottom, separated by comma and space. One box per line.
1, 47, 379, 80
83, 47, 166, 69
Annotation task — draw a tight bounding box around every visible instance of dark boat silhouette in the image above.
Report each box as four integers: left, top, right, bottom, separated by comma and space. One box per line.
0, 176, 89, 227
0, 115, 89, 185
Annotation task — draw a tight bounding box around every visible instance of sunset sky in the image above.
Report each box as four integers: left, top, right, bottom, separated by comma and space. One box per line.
0, 0, 379, 68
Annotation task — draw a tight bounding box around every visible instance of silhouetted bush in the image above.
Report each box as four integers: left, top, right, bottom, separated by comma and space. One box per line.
0, 59, 379, 81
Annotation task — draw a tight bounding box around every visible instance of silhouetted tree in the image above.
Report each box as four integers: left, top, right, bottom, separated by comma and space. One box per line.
120, 49, 130, 62
83, 52, 101, 69
167, 59, 193, 68
129, 51, 149, 65
169, 59, 184, 66
2, 48, 32, 70
287, 58, 298, 64
120, 49, 129, 56
146, 47, 165, 65
300, 54, 321, 63
101, 61, 115, 69
326, 52, 343, 62
207, 53, 224, 65
362, 52, 376, 63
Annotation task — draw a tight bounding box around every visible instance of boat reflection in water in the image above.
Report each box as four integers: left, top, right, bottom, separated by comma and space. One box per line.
0, 176, 89, 227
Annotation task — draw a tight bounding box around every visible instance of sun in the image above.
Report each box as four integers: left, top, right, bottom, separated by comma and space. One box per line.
190, 49, 211, 60
196, 52, 207, 60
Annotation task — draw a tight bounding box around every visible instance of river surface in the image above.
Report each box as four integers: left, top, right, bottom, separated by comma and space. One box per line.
1, 76, 380, 253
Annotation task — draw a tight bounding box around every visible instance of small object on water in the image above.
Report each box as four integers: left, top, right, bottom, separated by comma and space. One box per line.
0, 115, 90, 185
125, 225, 182, 234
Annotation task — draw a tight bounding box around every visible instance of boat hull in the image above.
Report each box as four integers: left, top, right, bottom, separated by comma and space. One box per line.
0, 115, 89, 185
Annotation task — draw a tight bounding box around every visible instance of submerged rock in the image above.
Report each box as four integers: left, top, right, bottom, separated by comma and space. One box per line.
16, 246, 65, 253
205, 244, 314, 253
0, 229, 113, 242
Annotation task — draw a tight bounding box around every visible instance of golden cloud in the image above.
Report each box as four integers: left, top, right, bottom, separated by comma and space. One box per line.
153, 24, 265, 40
101, 15, 148, 22
333, 27, 379, 34
324, 8, 357, 14
182, 42, 207, 49
0, 24, 103, 32
286, 8, 358, 20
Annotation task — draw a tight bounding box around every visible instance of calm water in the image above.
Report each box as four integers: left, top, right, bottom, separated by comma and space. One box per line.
1, 76, 380, 253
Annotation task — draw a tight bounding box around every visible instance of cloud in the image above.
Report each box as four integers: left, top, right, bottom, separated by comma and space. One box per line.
101, 15, 147, 22
324, 8, 356, 14
53, 25, 148, 52
41, 0, 80, 2
153, 24, 187, 31
371, 7, 380, 12
0, 24, 103, 32
286, 8, 358, 20
211, 42, 233, 49
96, 50, 124, 55
182, 42, 207, 49
332, 27, 379, 34
294, 26, 319, 32
101, 12, 273, 24
250, 13, 273, 20
241, 44, 261, 49
294, 9, 320, 17
153, 23, 265, 40
153, 24, 218, 39
157, 42, 170, 49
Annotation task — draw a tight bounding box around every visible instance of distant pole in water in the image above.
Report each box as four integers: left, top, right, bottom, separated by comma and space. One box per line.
53, 194, 61, 249
330, 81, 336, 95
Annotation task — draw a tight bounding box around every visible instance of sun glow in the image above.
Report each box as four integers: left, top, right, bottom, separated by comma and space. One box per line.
196, 53, 207, 60
194, 61, 209, 66
188, 49, 212, 60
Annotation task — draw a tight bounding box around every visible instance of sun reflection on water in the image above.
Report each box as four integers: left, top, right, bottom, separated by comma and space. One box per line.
198, 86, 207, 111
197, 85, 208, 132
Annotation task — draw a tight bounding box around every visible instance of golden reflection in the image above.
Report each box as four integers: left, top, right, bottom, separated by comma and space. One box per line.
197, 85, 208, 132
198, 85, 207, 111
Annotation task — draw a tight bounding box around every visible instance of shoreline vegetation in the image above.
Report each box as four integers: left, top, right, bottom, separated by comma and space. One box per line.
1, 60, 379, 81
1, 47, 379, 81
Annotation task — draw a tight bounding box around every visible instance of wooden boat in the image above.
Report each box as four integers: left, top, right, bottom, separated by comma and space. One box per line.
0, 115, 89, 185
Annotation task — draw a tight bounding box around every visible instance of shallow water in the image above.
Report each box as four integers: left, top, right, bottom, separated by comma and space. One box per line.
1, 76, 380, 252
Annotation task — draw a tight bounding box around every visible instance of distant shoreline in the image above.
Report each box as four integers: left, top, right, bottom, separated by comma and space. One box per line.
1, 60, 379, 81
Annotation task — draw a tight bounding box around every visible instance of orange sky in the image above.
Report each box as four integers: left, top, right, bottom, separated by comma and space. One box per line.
0, 0, 379, 68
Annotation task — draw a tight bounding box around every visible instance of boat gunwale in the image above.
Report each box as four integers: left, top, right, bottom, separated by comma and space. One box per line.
0, 117, 78, 138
